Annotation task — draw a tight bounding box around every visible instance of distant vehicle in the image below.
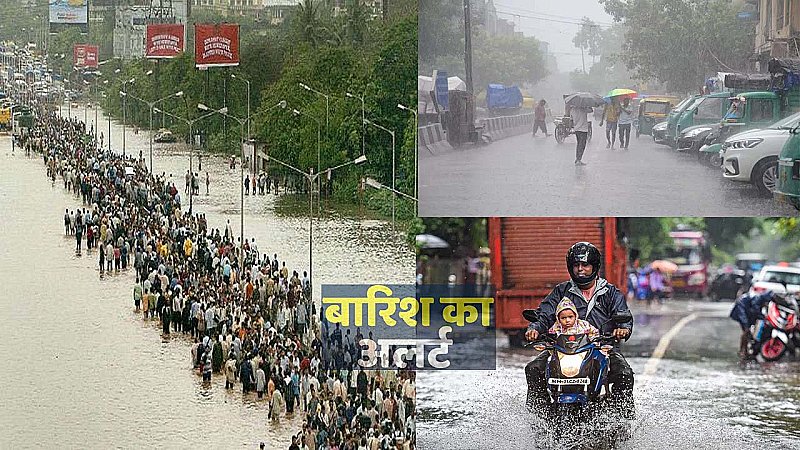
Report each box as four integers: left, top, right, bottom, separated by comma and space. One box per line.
665, 229, 711, 297
154, 128, 177, 143
709, 264, 746, 301
749, 265, 800, 296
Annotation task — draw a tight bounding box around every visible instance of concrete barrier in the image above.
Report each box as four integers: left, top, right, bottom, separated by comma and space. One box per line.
419, 113, 534, 157
418, 123, 453, 157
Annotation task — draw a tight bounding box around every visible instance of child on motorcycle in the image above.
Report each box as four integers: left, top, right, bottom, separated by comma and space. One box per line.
548, 297, 599, 339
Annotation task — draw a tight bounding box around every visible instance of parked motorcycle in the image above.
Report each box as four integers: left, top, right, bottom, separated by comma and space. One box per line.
748, 294, 800, 361
523, 309, 632, 424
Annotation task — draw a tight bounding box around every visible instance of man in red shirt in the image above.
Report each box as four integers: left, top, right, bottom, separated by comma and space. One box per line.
532, 99, 550, 137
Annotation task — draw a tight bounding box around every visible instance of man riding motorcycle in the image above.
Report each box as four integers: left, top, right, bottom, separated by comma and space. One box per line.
524, 242, 635, 418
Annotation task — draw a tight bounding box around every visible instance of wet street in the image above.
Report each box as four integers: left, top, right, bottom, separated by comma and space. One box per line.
416, 300, 800, 450
0, 109, 413, 448
419, 127, 798, 217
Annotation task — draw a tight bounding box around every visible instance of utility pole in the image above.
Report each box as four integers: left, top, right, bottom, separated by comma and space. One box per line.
464, 0, 474, 95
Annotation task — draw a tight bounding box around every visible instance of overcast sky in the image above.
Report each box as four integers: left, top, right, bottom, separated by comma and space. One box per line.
491, 0, 615, 72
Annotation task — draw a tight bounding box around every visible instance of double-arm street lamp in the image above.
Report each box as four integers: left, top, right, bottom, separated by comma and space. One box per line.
119, 89, 183, 172
299, 82, 330, 132
153, 106, 218, 214
267, 153, 367, 300
397, 103, 418, 216
197, 103, 247, 256
363, 177, 418, 202
363, 118, 396, 231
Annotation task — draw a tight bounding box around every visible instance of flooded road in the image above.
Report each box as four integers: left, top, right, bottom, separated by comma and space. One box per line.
416, 301, 800, 449
0, 108, 413, 449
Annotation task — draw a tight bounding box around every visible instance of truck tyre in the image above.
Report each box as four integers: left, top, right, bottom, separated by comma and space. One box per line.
752, 157, 779, 196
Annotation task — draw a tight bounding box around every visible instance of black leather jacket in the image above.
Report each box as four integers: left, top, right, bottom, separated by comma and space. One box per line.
528, 278, 634, 339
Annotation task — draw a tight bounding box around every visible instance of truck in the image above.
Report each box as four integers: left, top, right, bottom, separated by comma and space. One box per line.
665, 229, 711, 297
488, 217, 628, 347
486, 84, 523, 116
677, 62, 800, 156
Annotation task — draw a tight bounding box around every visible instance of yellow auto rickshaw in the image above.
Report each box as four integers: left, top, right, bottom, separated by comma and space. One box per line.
636, 96, 680, 137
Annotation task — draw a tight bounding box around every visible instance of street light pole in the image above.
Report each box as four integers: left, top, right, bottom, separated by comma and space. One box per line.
231, 73, 251, 142
267, 154, 367, 301
121, 89, 183, 173
121, 78, 135, 157
346, 91, 366, 156
155, 107, 217, 215
300, 82, 330, 133
292, 107, 322, 207
398, 103, 418, 216
198, 103, 247, 258
364, 118, 396, 231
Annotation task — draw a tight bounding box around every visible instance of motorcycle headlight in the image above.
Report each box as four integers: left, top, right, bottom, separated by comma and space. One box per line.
727, 138, 763, 149
558, 352, 585, 378
684, 127, 712, 138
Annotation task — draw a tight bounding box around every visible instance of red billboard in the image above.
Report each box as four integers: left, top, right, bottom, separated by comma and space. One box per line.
194, 24, 240, 68
146, 24, 185, 59
73, 44, 99, 69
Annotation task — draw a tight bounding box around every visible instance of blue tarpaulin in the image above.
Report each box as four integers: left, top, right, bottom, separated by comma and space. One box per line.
487, 84, 523, 109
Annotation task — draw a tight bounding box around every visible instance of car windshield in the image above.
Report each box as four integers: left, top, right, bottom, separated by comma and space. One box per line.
644, 102, 671, 114
665, 248, 702, 265
768, 111, 800, 129
673, 96, 693, 112
760, 270, 800, 285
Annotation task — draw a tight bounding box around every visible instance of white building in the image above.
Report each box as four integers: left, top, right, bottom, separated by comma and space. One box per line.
113, 0, 189, 60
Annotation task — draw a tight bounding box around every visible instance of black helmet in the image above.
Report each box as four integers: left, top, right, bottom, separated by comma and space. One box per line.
566, 242, 601, 288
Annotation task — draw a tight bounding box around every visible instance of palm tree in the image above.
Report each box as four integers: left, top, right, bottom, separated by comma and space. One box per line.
293, 0, 323, 47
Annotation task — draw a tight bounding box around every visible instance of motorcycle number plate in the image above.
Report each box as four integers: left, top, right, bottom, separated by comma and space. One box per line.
548, 377, 590, 385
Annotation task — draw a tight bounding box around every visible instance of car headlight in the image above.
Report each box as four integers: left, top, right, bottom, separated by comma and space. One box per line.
558, 352, 585, 378
684, 127, 712, 138
726, 138, 763, 149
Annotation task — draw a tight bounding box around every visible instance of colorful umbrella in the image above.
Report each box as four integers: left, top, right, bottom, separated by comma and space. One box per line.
650, 260, 679, 273
606, 88, 637, 98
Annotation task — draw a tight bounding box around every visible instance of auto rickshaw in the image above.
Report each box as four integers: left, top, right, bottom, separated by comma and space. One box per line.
775, 126, 800, 210
636, 96, 680, 137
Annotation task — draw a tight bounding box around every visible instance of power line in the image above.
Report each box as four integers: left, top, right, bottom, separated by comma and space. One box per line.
494, 3, 615, 27
495, 10, 612, 29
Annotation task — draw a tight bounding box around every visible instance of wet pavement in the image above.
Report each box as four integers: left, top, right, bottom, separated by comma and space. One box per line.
0, 108, 413, 449
416, 300, 800, 449
419, 127, 798, 217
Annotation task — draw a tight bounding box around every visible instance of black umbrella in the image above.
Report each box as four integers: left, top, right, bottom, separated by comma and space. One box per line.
564, 92, 606, 108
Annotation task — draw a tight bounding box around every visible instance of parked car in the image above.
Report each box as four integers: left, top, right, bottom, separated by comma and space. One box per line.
749, 265, 800, 296
720, 111, 800, 195
652, 120, 669, 144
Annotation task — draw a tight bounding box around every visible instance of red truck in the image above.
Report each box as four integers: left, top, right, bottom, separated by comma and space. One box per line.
488, 217, 628, 346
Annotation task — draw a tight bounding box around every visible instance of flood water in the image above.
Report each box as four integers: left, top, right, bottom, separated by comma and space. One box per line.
416, 303, 800, 450
0, 108, 413, 449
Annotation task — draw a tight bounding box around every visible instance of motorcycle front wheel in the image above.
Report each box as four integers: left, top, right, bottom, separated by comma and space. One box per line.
760, 337, 787, 361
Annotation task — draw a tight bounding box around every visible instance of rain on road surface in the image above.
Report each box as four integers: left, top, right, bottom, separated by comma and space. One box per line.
416, 300, 800, 450
419, 128, 798, 217
0, 108, 413, 449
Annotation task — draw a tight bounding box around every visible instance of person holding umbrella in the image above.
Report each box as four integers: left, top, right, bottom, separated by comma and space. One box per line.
564, 92, 605, 166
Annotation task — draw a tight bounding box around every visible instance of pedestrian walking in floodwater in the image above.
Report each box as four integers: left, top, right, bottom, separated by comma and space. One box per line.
570, 106, 591, 166
205, 172, 210, 195
618, 97, 634, 149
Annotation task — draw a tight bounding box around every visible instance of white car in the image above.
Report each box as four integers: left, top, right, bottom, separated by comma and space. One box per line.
720, 111, 800, 194
749, 265, 800, 296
